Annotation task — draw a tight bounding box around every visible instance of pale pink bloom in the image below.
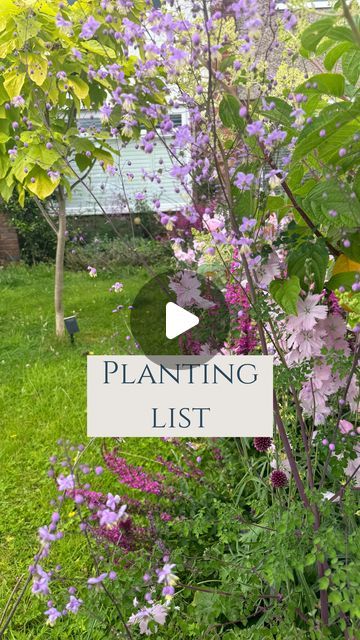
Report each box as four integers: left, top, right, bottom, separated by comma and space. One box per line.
203, 214, 224, 233
256, 252, 281, 287
347, 378, 360, 414
287, 294, 327, 332
339, 419, 353, 435
287, 329, 324, 364
270, 455, 291, 479
169, 271, 214, 309
128, 603, 168, 635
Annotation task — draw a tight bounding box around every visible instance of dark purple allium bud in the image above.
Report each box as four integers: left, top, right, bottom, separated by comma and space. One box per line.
270, 469, 288, 488
253, 437, 272, 452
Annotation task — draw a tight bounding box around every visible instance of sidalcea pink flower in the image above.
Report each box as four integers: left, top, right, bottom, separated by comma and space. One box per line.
339, 419, 353, 435
169, 271, 214, 309
287, 294, 327, 332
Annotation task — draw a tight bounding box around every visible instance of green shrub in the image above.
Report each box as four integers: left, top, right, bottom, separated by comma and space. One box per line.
4, 197, 57, 265
65, 236, 174, 271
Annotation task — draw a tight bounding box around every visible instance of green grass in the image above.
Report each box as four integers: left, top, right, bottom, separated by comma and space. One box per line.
0, 263, 152, 638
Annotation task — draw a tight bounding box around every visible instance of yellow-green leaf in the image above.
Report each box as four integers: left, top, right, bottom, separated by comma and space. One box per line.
69, 77, 89, 100
26, 168, 60, 199
26, 54, 48, 86
81, 39, 116, 59
3, 69, 25, 98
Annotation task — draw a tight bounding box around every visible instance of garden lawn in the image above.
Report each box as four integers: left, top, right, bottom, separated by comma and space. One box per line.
0, 263, 154, 639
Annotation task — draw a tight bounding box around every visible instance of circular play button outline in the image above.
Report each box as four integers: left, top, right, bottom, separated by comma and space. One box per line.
130, 269, 230, 363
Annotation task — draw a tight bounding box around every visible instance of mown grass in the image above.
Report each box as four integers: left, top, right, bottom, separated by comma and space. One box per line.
0, 263, 156, 638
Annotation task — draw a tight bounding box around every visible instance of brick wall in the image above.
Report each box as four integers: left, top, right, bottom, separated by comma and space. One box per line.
0, 212, 20, 264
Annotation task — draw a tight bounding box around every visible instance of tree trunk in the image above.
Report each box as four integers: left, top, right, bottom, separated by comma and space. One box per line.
55, 187, 66, 338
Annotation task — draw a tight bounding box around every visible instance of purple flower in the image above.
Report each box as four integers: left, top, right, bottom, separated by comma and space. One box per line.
98, 508, 119, 527
66, 595, 83, 614
88, 573, 108, 588
100, 102, 113, 121
106, 493, 120, 509
44, 606, 62, 626
71, 48, 82, 60
56, 474, 75, 491
56, 14, 72, 30
283, 10, 297, 31
11, 95, 25, 107
246, 121, 264, 137
80, 16, 100, 39
32, 566, 51, 596
234, 172, 255, 191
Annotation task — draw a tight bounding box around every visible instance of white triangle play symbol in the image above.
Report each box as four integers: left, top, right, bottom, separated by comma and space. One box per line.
166, 302, 199, 340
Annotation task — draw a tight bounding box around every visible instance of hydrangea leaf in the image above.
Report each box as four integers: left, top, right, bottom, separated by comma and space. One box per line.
287, 240, 329, 293
269, 276, 301, 316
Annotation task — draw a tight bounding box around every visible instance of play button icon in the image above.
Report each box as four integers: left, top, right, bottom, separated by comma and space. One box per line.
166, 302, 199, 340
129, 269, 230, 363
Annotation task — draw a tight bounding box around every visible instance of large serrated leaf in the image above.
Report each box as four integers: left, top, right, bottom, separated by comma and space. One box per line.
287, 241, 329, 293
258, 97, 293, 128
342, 49, 360, 85
269, 276, 301, 316
297, 73, 345, 98
324, 42, 353, 70
303, 179, 360, 229
301, 18, 335, 52
292, 101, 360, 163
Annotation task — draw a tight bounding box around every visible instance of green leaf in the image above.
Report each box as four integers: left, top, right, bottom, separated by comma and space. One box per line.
0, 154, 9, 179
68, 77, 89, 100
292, 100, 360, 163
327, 25, 357, 45
324, 42, 352, 71
75, 153, 92, 172
26, 168, 60, 199
303, 179, 360, 228
12, 151, 34, 182
269, 276, 301, 316
327, 272, 358, 292
319, 577, 329, 590
26, 53, 48, 86
92, 147, 114, 168
339, 233, 360, 264
219, 94, 243, 131
297, 73, 345, 98
259, 97, 292, 128
354, 169, 360, 201
81, 39, 116, 59
301, 18, 335, 52
3, 68, 25, 99
287, 241, 329, 294
231, 185, 255, 219
342, 49, 360, 85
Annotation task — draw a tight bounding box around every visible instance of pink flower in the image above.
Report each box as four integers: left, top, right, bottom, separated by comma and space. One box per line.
339, 419, 353, 435
169, 271, 214, 309
287, 294, 327, 332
